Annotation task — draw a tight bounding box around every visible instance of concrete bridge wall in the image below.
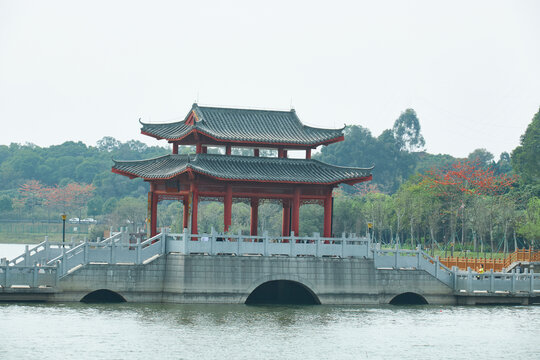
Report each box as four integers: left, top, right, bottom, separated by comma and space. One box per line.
54, 254, 456, 305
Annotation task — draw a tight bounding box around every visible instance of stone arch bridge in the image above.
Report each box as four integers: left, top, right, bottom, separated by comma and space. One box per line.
1, 230, 539, 306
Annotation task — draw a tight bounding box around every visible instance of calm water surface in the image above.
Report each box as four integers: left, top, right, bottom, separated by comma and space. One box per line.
1, 244, 539, 359
1, 303, 539, 359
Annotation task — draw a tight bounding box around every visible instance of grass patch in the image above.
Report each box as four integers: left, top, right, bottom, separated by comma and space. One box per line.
0, 222, 90, 244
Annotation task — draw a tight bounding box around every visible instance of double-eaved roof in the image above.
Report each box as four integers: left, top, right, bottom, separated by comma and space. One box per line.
112, 154, 372, 185
140, 104, 344, 147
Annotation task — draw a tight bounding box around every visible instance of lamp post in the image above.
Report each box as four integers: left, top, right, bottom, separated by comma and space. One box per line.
61, 213, 66, 247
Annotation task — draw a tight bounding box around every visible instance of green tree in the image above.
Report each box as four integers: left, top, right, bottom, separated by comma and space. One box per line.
112, 197, 147, 232
467, 148, 494, 168
512, 107, 540, 186
0, 195, 13, 213
517, 197, 540, 246
392, 108, 425, 152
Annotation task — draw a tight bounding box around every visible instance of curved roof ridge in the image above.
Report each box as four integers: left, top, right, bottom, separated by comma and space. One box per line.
140, 105, 345, 146
112, 152, 372, 185
309, 157, 374, 171
196, 103, 293, 113
112, 153, 173, 165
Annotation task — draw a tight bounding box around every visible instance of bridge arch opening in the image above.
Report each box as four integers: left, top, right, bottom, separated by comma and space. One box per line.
80, 289, 127, 303
389, 292, 428, 305
245, 280, 320, 305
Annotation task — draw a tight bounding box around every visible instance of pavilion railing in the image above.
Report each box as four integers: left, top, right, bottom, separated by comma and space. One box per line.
5, 230, 125, 268
453, 268, 540, 295
0, 261, 57, 289
373, 245, 455, 287
47, 231, 165, 278
3, 229, 540, 295
165, 228, 372, 258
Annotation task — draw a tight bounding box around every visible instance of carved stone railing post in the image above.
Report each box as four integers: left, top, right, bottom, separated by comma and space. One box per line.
237, 230, 242, 256
24, 245, 29, 267
61, 247, 66, 276
32, 263, 38, 288
290, 231, 295, 257
315, 233, 320, 257
394, 244, 399, 269
341, 233, 346, 257
263, 231, 269, 256
490, 269, 494, 293
136, 237, 141, 264
182, 228, 189, 254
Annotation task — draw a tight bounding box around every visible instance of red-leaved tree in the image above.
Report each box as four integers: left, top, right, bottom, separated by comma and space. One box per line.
422, 160, 517, 255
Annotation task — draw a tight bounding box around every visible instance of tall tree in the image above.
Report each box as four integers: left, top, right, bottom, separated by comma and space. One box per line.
392, 108, 425, 152
467, 148, 494, 168
18, 180, 46, 221
511, 107, 540, 187
517, 197, 540, 246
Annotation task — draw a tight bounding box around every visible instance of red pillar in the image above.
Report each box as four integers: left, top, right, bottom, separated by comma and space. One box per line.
306, 148, 311, 159
224, 184, 232, 232
323, 191, 333, 238
196, 143, 202, 154
226, 144, 232, 155
173, 143, 178, 154
254, 149, 259, 157
250, 198, 259, 236
292, 188, 301, 236
278, 147, 285, 158
282, 200, 291, 237
182, 198, 189, 229
202, 146, 207, 154
190, 182, 199, 234
149, 191, 158, 237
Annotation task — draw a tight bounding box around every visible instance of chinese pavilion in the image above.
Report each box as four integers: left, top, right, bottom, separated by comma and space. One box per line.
112, 104, 372, 238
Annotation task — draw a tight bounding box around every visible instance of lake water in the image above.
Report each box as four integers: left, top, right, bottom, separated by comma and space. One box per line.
0, 243, 28, 261
1, 244, 539, 359
1, 303, 539, 359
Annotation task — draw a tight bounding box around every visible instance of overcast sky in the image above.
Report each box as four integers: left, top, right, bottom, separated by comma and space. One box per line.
1, 0, 539, 158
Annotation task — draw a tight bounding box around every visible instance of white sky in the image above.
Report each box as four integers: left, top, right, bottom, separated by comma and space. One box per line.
1, 0, 539, 158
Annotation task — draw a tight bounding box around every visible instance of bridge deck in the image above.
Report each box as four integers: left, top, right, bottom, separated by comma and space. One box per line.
1, 229, 539, 304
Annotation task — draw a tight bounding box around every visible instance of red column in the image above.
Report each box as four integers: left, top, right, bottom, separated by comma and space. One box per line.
202, 146, 207, 154
292, 188, 301, 236
254, 149, 259, 157
196, 143, 202, 154
278, 147, 284, 158
250, 198, 259, 236
282, 200, 291, 237
182, 198, 189, 229
173, 143, 178, 154
190, 183, 199, 234
149, 191, 158, 237
306, 148, 311, 159
224, 184, 232, 232
323, 191, 333, 238
226, 144, 232, 155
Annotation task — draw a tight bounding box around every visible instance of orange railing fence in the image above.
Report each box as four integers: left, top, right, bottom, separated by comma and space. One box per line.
440, 248, 540, 272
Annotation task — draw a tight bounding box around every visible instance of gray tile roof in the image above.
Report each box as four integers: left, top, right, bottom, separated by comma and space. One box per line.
112, 154, 372, 185
140, 104, 344, 146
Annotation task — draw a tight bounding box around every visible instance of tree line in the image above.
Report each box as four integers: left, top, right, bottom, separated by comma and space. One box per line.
0, 108, 538, 249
